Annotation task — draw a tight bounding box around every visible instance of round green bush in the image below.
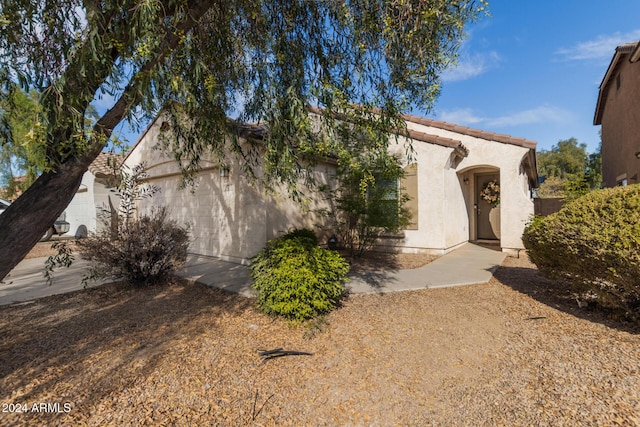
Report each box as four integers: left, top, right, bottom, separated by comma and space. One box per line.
523, 185, 640, 318
250, 233, 349, 321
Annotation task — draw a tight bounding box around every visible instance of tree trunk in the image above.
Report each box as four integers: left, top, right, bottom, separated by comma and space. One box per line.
0, 150, 101, 282
0, 0, 214, 282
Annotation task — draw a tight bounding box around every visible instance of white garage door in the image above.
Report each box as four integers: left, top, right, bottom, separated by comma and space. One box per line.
142, 172, 220, 257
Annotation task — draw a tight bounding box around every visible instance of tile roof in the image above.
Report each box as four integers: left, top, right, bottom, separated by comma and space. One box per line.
307, 105, 537, 150
88, 152, 124, 178
401, 113, 537, 149
406, 129, 461, 148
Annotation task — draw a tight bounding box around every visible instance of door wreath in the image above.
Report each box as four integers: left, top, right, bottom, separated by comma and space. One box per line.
480, 180, 500, 207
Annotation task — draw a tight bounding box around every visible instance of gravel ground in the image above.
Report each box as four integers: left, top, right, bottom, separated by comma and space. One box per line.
0, 255, 638, 426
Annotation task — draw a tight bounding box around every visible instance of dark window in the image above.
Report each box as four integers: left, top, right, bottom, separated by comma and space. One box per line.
368, 177, 399, 227
616, 74, 621, 90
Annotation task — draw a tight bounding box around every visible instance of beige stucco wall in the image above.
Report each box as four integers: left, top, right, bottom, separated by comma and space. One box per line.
125, 115, 535, 262
125, 119, 334, 263
386, 121, 535, 255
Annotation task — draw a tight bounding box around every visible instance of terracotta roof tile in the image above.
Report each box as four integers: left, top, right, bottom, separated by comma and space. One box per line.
401, 112, 537, 149
406, 130, 461, 148
88, 152, 124, 178
310, 105, 536, 149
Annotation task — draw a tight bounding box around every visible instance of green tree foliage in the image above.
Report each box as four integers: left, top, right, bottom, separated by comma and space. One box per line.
250, 229, 350, 321
0, 0, 487, 281
523, 185, 640, 321
0, 87, 121, 199
536, 138, 602, 199
584, 142, 602, 190
534, 176, 565, 199
323, 144, 411, 257
537, 137, 588, 179
0, 89, 44, 196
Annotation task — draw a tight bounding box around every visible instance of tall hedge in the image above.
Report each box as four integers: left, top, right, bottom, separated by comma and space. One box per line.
523, 185, 640, 318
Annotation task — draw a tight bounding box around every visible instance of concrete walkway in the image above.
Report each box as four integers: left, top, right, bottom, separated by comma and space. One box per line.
179, 242, 507, 296
346, 243, 506, 294
178, 255, 254, 297
1, 243, 506, 306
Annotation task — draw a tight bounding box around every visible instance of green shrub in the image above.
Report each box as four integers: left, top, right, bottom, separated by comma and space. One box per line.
250, 232, 350, 321
281, 228, 318, 245
523, 185, 640, 319
78, 207, 190, 287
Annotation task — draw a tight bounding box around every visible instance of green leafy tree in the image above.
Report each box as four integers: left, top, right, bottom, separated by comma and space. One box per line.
584, 141, 602, 191
536, 137, 601, 199
0, 88, 114, 199
535, 176, 565, 198
324, 145, 411, 257
537, 137, 588, 180
0, 0, 487, 281
0, 89, 44, 197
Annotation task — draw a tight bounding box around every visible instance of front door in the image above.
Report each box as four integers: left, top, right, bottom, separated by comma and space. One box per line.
476, 173, 500, 240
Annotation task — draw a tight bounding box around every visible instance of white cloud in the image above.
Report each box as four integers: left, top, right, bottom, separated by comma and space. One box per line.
441, 51, 501, 82
437, 105, 573, 128
486, 105, 573, 127
437, 108, 484, 125
556, 29, 640, 61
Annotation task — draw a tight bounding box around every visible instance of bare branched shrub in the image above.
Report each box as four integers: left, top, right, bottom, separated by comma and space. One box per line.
78, 207, 189, 287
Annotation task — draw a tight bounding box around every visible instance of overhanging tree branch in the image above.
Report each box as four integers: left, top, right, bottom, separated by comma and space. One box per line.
0, 0, 487, 282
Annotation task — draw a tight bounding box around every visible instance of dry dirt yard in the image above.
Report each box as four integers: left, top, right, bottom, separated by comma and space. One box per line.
1, 254, 639, 426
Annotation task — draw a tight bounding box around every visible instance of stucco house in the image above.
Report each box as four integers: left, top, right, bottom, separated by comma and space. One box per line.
64, 152, 122, 238
125, 112, 537, 263
594, 41, 640, 187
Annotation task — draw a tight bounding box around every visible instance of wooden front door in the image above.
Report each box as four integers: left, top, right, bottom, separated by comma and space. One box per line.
476, 173, 500, 240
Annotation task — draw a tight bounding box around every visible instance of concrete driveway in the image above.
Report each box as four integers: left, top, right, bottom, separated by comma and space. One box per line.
0, 254, 250, 306
0, 257, 101, 306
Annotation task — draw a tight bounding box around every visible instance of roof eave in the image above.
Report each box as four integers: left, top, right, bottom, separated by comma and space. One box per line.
594, 42, 640, 125
594, 51, 621, 125
630, 42, 640, 63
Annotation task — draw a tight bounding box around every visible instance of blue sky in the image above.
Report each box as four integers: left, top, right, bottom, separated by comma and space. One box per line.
109, 1, 640, 155
425, 0, 640, 153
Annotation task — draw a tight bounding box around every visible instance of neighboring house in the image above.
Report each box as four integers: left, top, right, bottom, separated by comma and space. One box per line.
594, 41, 640, 188
125, 112, 537, 263
64, 152, 122, 238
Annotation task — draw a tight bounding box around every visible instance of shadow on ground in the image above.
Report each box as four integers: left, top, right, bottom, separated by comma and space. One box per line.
343, 251, 402, 293
0, 278, 255, 416
493, 261, 639, 335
